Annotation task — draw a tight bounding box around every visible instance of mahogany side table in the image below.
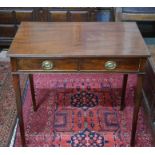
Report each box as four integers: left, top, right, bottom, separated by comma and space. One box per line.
8, 22, 150, 146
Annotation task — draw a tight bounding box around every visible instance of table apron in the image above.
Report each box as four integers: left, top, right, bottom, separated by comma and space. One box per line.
10, 57, 147, 73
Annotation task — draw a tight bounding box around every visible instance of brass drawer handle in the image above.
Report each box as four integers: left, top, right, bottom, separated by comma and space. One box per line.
105, 61, 117, 70
42, 60, 53, 70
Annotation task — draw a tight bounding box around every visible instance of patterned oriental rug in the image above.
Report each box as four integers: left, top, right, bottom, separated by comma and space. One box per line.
15, 74, 152, 147
0, 62, 28, 146
0, 62, 15, 147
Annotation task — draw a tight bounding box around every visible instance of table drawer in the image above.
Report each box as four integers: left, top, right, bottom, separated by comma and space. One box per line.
80, 58, 142, 72
15, 58, 146, 73
17, 58, 78, 71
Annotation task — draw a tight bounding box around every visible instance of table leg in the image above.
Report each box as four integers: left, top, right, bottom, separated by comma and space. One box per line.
130, 74, 143, 146
29, 74, 37, 111
12, 74, 26, 146
120, 74, 128, 110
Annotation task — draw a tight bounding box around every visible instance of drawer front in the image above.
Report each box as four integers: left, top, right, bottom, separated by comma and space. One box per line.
80, 58, 141, 72
15, 58, 145, 73
0, 11, 15, 24
48, 11, 67, 22
17, 58, 78, 71
70, 11, 89, 21
15, 10, 34, 24
0, 25, 17, 37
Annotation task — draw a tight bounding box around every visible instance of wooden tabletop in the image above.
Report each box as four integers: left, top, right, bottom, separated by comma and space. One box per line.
8, 22, 150, 58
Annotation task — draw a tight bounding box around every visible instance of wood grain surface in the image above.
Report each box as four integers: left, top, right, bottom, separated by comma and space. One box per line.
8, 22, 150, 58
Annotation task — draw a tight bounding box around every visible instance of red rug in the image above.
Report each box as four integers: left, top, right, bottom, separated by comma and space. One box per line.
15, 74, 152, 147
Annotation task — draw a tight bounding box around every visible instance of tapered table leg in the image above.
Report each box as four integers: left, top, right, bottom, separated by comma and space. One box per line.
12, 74, 26, 146
130, 74, 143, 146
29, 74, 37, 111
120, 74, 128, 110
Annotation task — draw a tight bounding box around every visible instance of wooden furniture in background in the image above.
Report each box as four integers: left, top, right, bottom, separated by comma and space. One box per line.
0, 7, 113, 48
115, 7, 155, 37
115, 7, 155, 21
0, 7, 34, 47
8, 22, 150, 146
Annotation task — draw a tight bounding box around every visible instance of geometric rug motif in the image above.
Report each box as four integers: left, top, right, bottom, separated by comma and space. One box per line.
68, 128, 109, 147
14, 74, 153, 146
70, 89, 99, 110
